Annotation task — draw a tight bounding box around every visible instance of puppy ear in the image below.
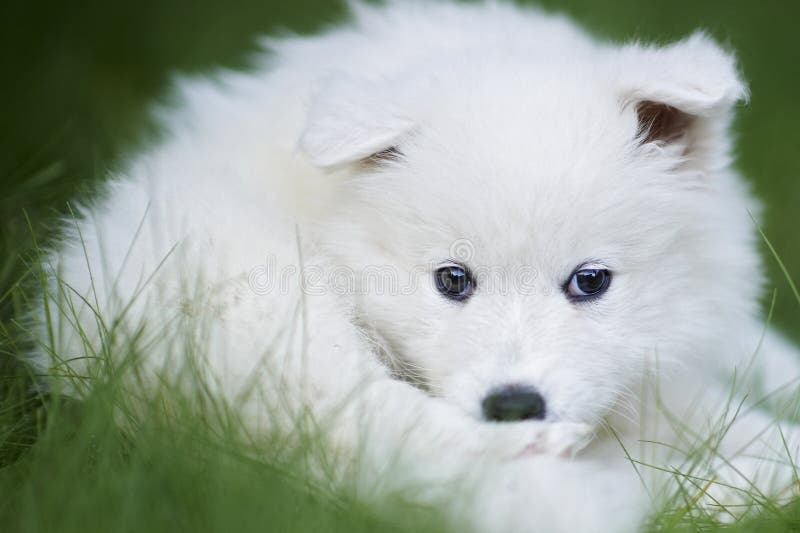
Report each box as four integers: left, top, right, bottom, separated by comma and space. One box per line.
299, 76, 416, 168
617, 32, 748, 152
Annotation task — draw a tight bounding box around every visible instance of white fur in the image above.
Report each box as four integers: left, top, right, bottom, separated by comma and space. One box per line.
33, 1, 800, 531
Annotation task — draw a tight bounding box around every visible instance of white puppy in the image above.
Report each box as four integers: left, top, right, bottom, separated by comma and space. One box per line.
33, 1, 800, 531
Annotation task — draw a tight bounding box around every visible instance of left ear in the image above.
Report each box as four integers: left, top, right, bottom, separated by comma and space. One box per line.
616, 32, 748, 157
299, 75, 417, 168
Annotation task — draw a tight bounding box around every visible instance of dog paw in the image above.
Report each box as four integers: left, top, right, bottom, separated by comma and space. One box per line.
521, 422, 596, 459
479, 421, 596, 460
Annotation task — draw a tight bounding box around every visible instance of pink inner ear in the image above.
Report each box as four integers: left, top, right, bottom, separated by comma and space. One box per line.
636, 101, 695, 144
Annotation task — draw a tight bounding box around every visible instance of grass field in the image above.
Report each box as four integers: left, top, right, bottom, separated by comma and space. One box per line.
1, 1, 799, 531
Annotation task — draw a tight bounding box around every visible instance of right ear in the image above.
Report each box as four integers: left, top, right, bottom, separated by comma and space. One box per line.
299, 75, 417, 168
617, 32, 747, 118
614, 32, 748, 170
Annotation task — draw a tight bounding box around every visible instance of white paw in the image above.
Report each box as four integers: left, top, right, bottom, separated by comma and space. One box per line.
478, 421, 596, 459
525, 421, 597, 458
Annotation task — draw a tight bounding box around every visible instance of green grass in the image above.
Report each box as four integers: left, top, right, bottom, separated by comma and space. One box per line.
0, 379, 447, 533
1, 263, 448, 532
1, 0, 799, 532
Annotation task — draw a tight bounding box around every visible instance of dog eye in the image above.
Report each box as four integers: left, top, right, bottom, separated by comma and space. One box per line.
434, 264, 474, 301
565, 268, 611, 300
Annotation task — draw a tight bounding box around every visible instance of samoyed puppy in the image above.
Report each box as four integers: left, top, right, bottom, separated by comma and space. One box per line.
34, 0, 800, 531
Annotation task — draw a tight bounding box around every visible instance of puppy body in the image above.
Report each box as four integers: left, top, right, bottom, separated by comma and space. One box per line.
34, 2, 800, 531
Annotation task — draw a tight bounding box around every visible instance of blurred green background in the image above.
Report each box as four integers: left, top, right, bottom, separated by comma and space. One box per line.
1, 0, 798, 337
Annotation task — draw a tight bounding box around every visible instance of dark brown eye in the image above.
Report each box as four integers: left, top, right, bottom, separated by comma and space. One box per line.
434, 264, 474, 301
566, 268, 611, 300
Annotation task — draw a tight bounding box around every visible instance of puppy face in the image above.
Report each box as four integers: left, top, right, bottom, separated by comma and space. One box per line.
303, 35, 758, 426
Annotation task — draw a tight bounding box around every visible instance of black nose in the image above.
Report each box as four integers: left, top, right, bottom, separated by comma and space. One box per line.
482, 385, 546, 422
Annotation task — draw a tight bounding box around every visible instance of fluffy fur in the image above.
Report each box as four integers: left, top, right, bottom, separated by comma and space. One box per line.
33, 1, 800, 531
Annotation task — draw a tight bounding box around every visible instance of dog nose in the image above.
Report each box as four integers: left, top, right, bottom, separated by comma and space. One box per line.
482, 385, 546, 422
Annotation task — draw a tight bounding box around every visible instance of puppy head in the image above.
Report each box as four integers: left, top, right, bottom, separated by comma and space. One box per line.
300, 33, 756, 425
